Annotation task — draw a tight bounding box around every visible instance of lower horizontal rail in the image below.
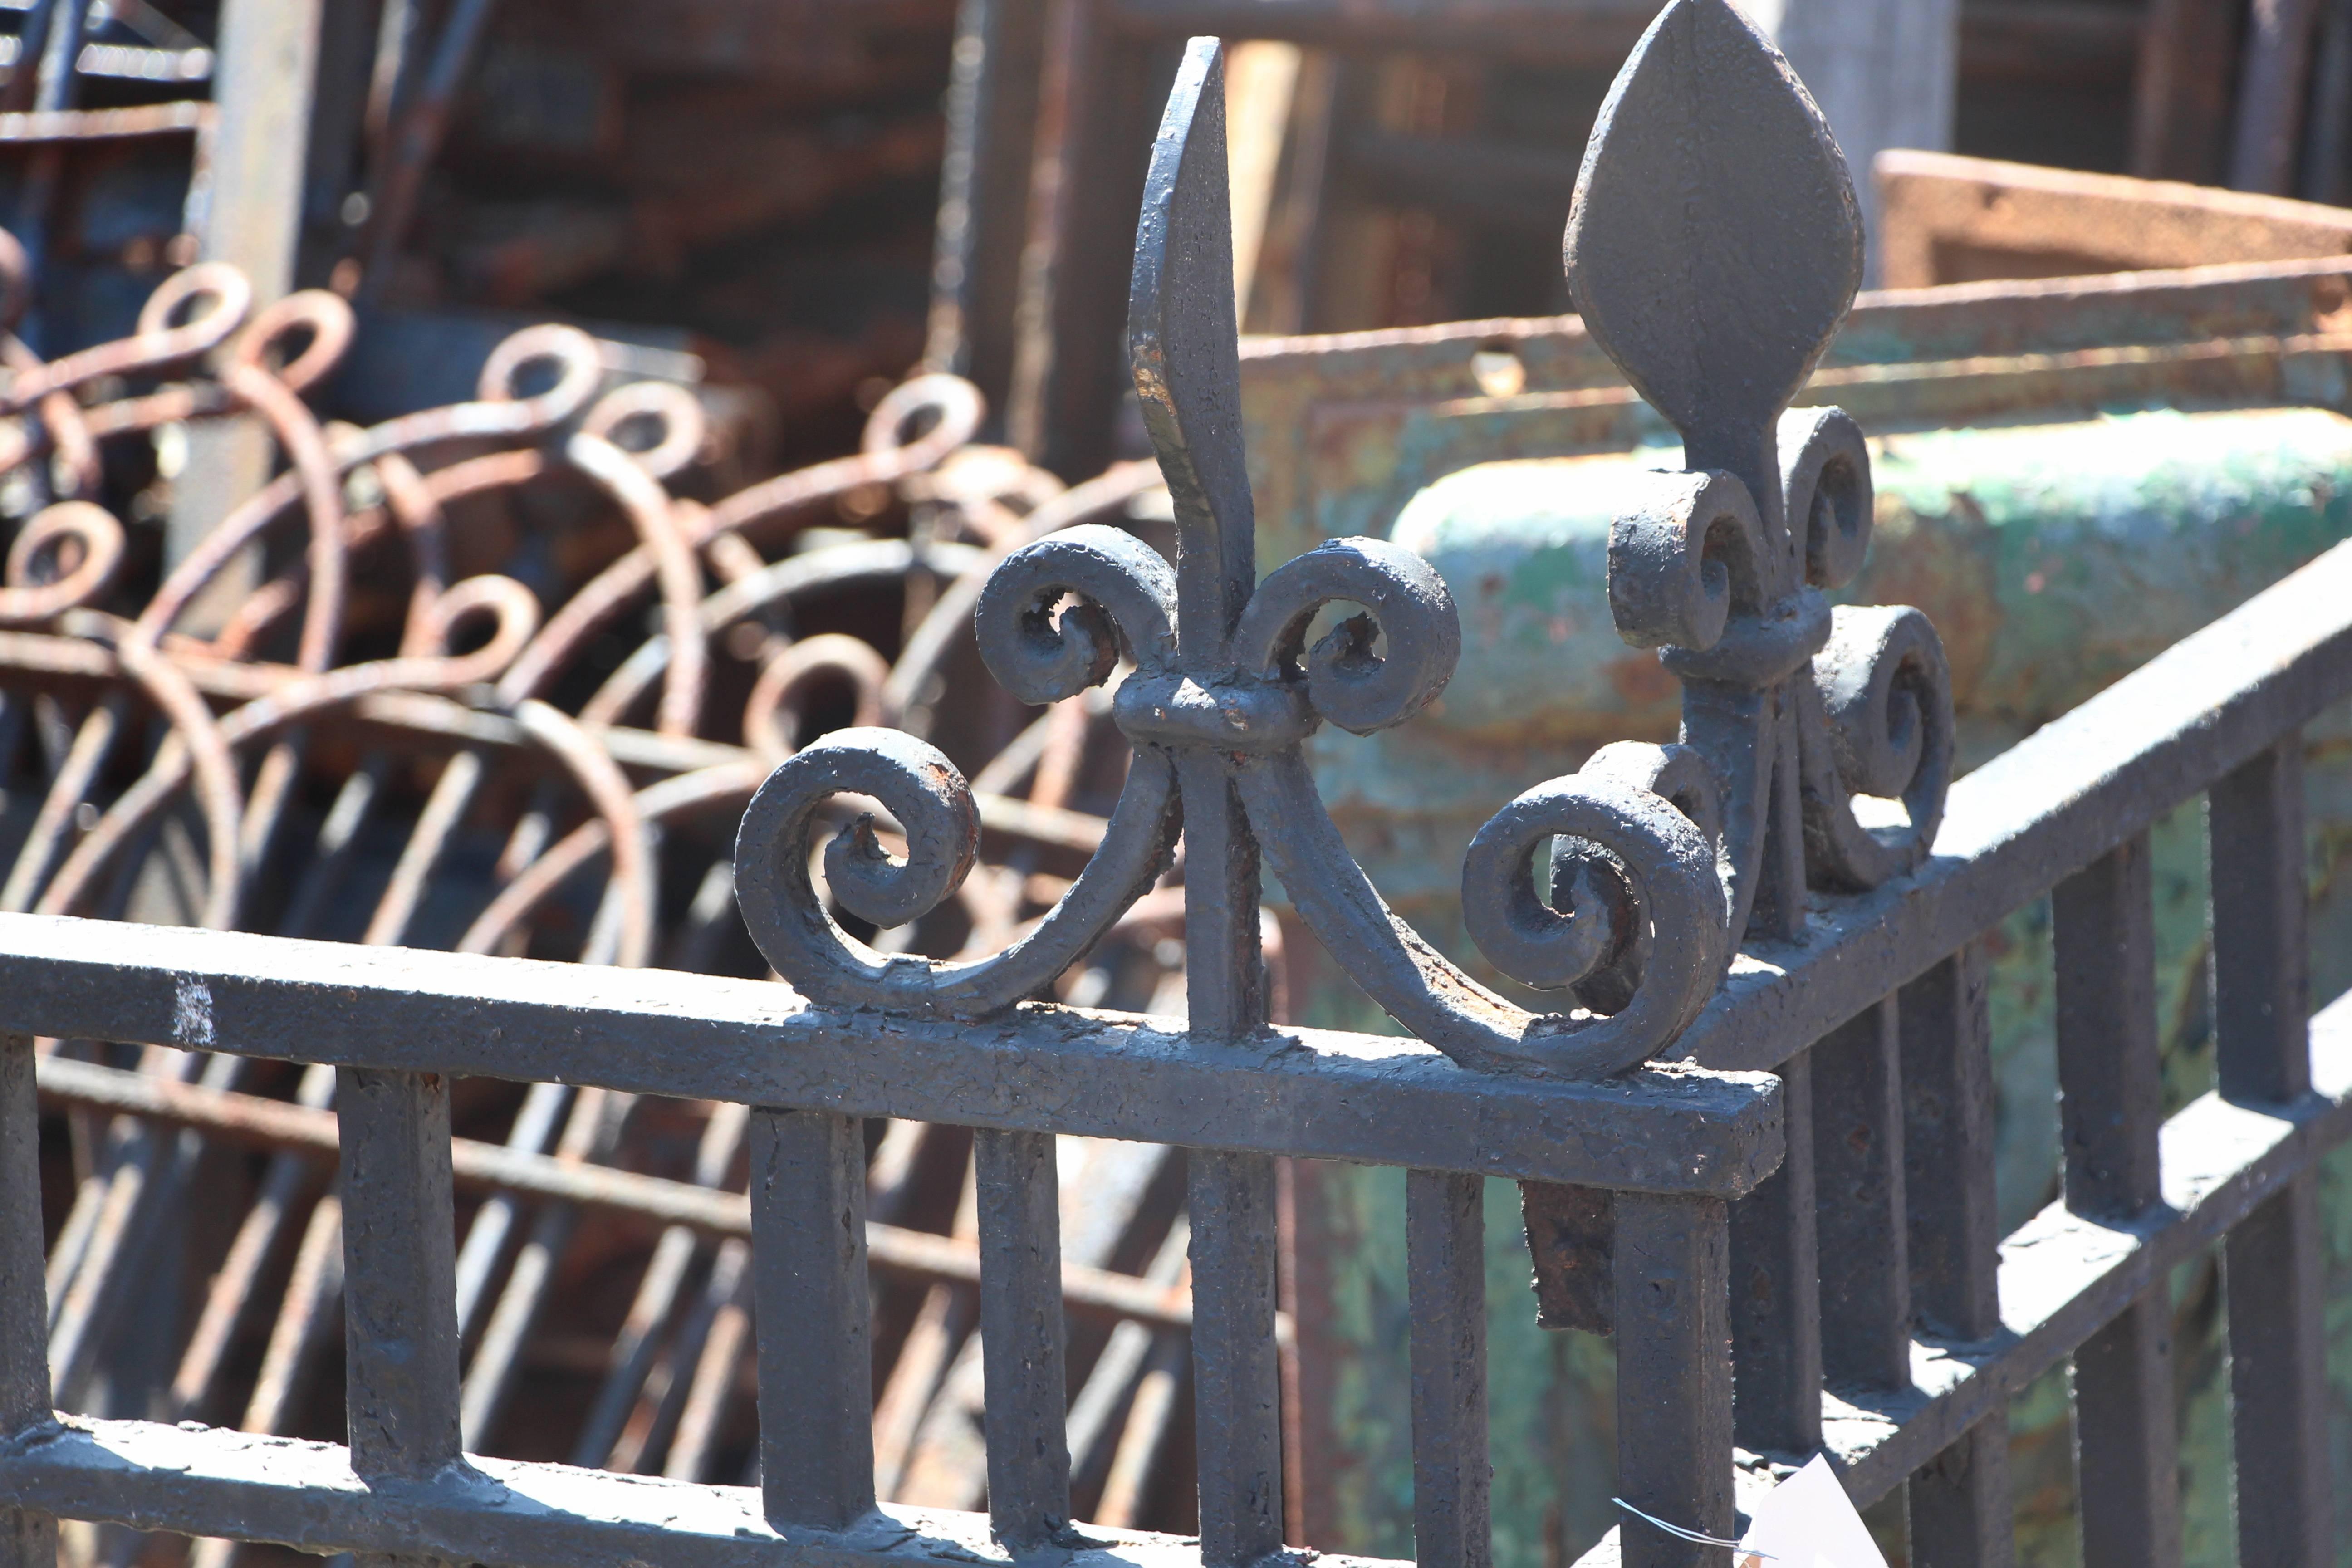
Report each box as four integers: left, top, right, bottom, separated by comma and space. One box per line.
33, 1055, 1197, 1331
1813, 984, 2352, 1501
0, 103, 213, 143
0, 1417, 1405, 1568
1577, 983, 2352, 1565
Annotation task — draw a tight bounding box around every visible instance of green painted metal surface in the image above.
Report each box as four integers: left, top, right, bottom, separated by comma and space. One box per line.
1275, 403, 2352, 1566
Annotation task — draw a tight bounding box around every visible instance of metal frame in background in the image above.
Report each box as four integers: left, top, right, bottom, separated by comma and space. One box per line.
935, 0, 2352, 481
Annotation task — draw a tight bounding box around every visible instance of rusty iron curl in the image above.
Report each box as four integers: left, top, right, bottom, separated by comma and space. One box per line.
0, 234, 1098, 975
0, 279, 718, 944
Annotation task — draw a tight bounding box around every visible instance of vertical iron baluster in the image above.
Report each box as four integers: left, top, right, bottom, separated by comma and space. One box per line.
1406, 1170, 1489, 1568
1180, 747, 1282, 1568
2209, 735, 2330, 1568
975, 1127, 1070, 1547
2052, 835, 2178, 1568
2069, 1307, 2176, 1568
1189, 1148, 1284, 1564
1728, 1049, 1821, 1455
2220, 1184, 2326, 1561
1902, 947, 2001, 1339
337, 1067, 462, 1568
1901, 947, 2011, 1567
337, 1068, 462, 1477
1908, 1428, 2010, 1568
1127, 35, 1286, 1565
1813, 996, 1910, 1390
1615, 1193, 1734, 1568
749, 1107, 874, 1530
0, 1033, 55, 1568
0, 1499, 47, 1568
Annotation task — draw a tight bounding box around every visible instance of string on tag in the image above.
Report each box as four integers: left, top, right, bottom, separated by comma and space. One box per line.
1610, 1497, 1772, 1556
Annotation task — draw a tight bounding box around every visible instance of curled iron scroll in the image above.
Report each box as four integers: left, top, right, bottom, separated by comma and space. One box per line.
733, 528, 1182, 1018
1217, 537, 1729, 1080
1570, 0, 1955, 946
730, 32, 1742, 1080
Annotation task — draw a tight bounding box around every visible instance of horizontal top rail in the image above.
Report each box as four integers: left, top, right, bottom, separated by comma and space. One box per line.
0, 914, 1780, 1194
1676, 533, 2352, 1074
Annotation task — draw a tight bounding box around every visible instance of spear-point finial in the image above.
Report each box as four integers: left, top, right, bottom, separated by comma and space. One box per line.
1563, 0, 1862, 469
1129, 36, 1257, 655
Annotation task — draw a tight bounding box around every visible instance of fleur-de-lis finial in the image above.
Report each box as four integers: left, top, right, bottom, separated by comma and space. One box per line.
730, 16, 1952, 1082
1129, 40, 1258, 661
1573, 0, 1953, 951
734, 37, 1727, 1079
1566, 0, 1862, 517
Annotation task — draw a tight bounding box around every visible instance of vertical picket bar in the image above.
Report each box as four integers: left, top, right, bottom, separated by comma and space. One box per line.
2070, 1301, 2177, 1568
975, 1127, 1070, 1548
1812, 996, 1910, 1391
0, 1501, 47, 1568
1182, 768, 1285, 1565
2209, 735, 2330, 1568
1908, 1423, 2010, 1568
1728, 1049, 1821, 1454
1176, 744, 1284, 1568
1121, 33, 1289, 1549
336, 1068, 462, 1481
749, 1106, 874, 1530
1189, 1144, 1285, 1567
1614, 1192, 1733, 1568
2220, 1182, 2326, 1561
0, 1034, 56, 1568
1901, 947, 2002, 1342
1900, 946, 2012, 1568
1179, 681, 1281, 1566
1406, 1169, 1489, 1568
336, 1068, 462, 1568
2051, 835, 2179, 1568
2211, 736, 2311, 1105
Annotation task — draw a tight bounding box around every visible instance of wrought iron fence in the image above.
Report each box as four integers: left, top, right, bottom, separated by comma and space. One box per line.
0, 2, 2346, 1567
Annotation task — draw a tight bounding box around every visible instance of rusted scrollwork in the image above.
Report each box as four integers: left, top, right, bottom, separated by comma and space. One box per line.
738, 0, 1953, 1078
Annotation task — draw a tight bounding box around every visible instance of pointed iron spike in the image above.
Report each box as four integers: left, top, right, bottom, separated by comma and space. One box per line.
1563, 0, 1862, 511
1129, 35, 1257, 657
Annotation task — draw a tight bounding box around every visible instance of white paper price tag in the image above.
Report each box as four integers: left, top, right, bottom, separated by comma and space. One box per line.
1735, 1455, 1889, 1568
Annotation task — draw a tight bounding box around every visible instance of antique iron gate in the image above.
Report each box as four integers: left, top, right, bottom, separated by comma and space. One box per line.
0, 3, 2348, 1566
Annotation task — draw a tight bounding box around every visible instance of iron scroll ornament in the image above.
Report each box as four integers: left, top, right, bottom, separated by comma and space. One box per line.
1567, 0, 1956, 950
734, 0, 1952, 1079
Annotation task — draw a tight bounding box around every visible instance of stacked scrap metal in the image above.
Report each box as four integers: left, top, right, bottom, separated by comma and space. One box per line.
0, 242, 1245, 1559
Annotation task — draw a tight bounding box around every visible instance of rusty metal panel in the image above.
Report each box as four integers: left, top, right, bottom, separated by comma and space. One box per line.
1876, 148, 2352, 289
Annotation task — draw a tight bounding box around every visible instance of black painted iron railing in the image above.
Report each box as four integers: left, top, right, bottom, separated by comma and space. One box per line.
0, 3, 2345, 1566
